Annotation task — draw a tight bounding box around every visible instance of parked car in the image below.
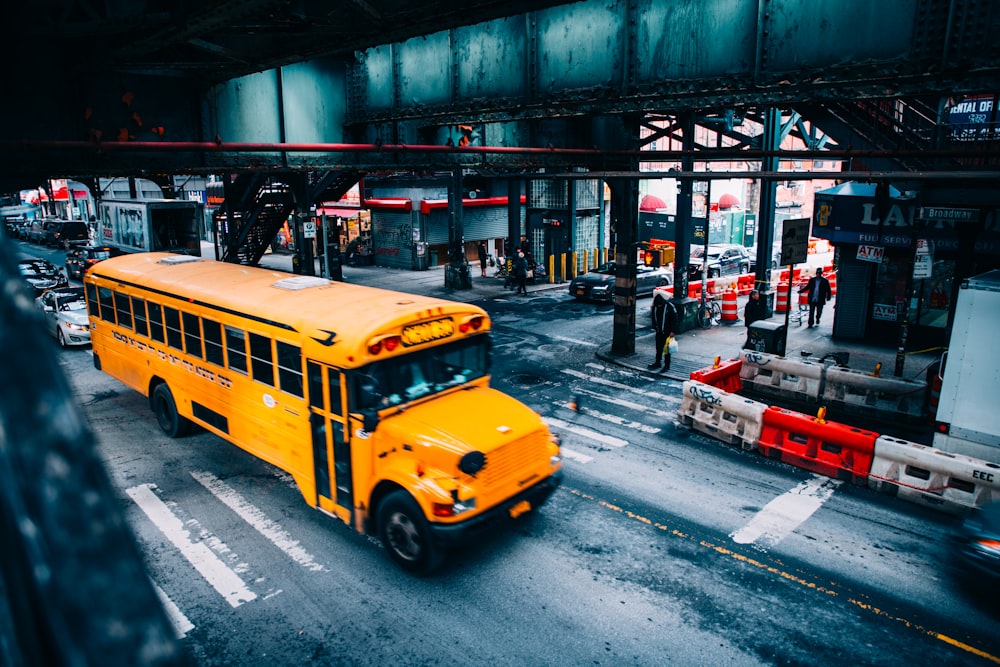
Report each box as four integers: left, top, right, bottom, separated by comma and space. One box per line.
14, 219, 33, 240
26, 219, 57, 244
569, 261, 672, 302
952, 501, 1000, 594
35, 286, 91, 347
17, 258, 69, 296
687, 243, 751, 280
748, 242, 785, 271
43, 219, 90, 248
65, 244, 123, 280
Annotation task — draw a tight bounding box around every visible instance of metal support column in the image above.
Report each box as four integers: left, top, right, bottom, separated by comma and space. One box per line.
446, 168, 471, 289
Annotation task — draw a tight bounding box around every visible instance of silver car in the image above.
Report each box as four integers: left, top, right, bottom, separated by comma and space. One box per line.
36, 286, 91, 348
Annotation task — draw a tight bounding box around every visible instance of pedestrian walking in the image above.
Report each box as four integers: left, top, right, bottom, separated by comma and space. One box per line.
799, 268, 833, 327
743, 289, 766, 348
512, 250, 529, 296
478, 241, 489, 277
647, 292, 678, 372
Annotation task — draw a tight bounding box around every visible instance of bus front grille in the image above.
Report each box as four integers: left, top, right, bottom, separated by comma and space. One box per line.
480, 429, 550, 490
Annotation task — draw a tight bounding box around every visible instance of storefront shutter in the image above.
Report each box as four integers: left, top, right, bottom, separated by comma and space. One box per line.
832, 255, 872, 339
372, 211, 414, 269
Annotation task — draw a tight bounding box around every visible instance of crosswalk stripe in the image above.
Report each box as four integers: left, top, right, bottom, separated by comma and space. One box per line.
562, 368, 676, 401
191, 471, 327, 572
153, 581, 194, 638
552, 400, 661, 434
544, 417, 629, 447
560, 447, 594, 463
570, 386, 679, 418
126, 483, 257, 608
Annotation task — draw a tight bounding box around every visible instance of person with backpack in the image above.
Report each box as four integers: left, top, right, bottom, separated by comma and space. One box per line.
648, 292, 678, 372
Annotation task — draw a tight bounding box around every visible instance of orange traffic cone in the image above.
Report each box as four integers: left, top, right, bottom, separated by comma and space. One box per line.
775, 283, 788, 313
721, 289, 739, 322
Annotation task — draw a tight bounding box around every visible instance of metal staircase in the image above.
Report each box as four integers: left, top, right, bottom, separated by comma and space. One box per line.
215, 170, 363, 266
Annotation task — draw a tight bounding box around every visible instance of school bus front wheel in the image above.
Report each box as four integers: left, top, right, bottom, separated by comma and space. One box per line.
377, 490, 444, 576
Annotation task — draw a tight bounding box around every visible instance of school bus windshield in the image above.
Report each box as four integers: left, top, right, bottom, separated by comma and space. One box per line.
360, 336, 489, 408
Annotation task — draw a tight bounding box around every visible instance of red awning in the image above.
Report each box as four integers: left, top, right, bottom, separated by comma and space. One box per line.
639, 194, 667, 211
317, 207, 362, 217
717, 193, 740, 209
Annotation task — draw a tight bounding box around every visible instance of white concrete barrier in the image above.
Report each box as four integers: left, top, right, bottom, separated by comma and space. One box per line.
678, 380, 768, 451
868, 435, 1000, 514
738, 350, 825, 402
823, 367, 926, 421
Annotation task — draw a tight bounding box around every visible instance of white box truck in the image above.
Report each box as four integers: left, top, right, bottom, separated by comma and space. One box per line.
932, 270, 1000, 464
98, 199, 203, 256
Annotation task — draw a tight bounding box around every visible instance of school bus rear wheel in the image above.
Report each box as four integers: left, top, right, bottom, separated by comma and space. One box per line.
377, 490, 443, 575
151, 383, 192, 438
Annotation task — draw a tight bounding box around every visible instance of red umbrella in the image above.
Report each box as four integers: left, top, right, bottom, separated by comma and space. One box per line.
640, 194, 667, 211
717, 193, 740, 209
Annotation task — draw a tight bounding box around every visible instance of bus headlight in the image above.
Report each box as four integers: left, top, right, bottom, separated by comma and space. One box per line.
453, 497, 476, 514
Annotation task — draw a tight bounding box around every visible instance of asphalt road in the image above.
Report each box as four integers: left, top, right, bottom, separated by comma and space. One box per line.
11, 239, 1000, 666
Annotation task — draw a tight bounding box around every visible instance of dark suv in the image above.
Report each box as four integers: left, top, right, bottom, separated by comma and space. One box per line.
44, 220, 90, 248
65, 244, 123, 280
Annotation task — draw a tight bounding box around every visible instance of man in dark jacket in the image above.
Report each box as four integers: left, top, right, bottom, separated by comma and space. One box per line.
800, 267, 833, 327
512, 250, 528, 296
648, 292, 678, 372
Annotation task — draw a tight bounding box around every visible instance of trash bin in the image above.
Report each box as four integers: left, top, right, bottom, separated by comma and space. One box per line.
746, 320, 786, 356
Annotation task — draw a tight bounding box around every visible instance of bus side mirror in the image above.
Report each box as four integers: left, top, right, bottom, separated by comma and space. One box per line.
361, 409, 379, 433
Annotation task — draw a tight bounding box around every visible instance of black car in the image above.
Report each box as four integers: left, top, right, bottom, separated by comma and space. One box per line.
17, 258, 69, 296
569, 261, 672, 302
952, 501, 1000, 594
687, 244, 751, 281
65, 244, 123, 280
43, 219, 90, 248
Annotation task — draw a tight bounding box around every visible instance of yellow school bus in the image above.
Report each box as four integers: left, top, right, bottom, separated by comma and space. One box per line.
84, 253, 562, 574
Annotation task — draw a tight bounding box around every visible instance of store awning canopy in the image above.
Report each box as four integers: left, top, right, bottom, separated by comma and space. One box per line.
815, 182, 901, 197
717, 193, 740, 209
640, 194, 667, 211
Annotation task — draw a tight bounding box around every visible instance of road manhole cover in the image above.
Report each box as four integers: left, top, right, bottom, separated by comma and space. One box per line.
509, 373, 546, 386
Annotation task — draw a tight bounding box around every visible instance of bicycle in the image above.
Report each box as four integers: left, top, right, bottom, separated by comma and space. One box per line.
696, 294, 722, 329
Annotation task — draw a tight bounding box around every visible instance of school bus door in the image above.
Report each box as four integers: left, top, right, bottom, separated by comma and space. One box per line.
307, 361, 353, 523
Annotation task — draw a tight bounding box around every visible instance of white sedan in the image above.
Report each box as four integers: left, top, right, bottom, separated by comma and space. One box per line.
36, 287, 91, 347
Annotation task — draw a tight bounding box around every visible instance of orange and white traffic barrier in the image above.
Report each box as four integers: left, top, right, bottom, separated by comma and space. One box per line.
738, 350, 825, 402
868, 436, 1000, 514
678, 380, 767, 451
721, 289, 739, 323
775, 283, 788, 312
826, 269, 837, 296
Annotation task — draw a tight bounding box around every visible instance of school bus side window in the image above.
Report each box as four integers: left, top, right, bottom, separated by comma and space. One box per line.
182, 312, 203, 359
276, 340, 303, 397
131, 296, 149, 337
249, 332, 275, 386
225, 325, 248, 375
204, 319, 224, 367
115, 291, 133, 330
163, 306, 183, 351
327, 368, 343, 416
98, 287, 115, 324
148, 302, 165, 343
85, 283, 99, 318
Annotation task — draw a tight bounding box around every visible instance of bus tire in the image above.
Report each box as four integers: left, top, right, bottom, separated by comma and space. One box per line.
377, 490, 443, 576
152, 383, 192, 438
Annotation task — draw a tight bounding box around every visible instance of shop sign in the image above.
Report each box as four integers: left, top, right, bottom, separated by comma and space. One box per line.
873, 303, 897, 321
857, 244, 884, 263
913, 253, 933, 278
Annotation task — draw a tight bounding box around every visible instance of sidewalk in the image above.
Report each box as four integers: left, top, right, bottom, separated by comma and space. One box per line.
255, 248, 940, 388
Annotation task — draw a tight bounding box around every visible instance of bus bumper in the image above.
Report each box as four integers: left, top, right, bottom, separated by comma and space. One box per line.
429, 470, 563, 547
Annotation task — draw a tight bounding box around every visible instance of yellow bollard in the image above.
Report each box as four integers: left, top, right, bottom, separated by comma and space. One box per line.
571, 251, 578, 279
548, 255, 555, 283
870, 362, 882, 377
559, 253, 567, 282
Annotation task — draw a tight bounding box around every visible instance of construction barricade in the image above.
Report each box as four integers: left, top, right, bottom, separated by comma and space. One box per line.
721, 289, 739, 322
690, 358, 742, 393
758, 406, 877, 485
775, 283, 788, 312
738, 350, 824, 403
678, 380, 767, 451
868, 436, 1000, 514
737, 274, 754, 295
823, 366, 927, 422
